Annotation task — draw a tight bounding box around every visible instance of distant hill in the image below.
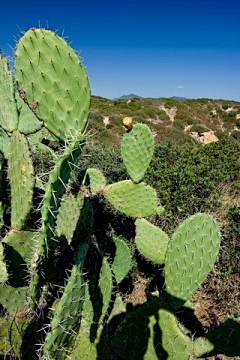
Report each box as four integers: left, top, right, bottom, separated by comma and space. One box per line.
89, 96, 240, 146
115, 94, 143, 100
171, 96, 187, 101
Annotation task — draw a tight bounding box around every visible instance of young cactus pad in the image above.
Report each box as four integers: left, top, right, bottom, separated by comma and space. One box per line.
85, 168, 107, 195
15, 28, 91, 142
165, 213, 221, 309
121, 124, 154, 183
111, 236, 132, 284
135, 218, 169, 265
56, 192, 84, 244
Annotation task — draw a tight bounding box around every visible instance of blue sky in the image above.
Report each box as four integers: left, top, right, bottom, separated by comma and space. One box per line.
1, 0, 240, 100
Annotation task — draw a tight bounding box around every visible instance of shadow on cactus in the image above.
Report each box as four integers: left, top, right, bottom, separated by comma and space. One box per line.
0, 28, 239, 360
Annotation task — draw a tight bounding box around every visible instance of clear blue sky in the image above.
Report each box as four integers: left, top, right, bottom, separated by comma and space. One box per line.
1, 0, 240, 101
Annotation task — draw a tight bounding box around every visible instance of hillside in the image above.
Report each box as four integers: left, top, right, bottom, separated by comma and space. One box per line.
88, 96, 240, 146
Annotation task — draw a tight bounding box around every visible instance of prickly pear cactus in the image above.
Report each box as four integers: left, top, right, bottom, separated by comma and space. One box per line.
0, 26, 232, 360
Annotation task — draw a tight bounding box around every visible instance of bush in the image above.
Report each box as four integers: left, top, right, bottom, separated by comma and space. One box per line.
145, 138, 240, 231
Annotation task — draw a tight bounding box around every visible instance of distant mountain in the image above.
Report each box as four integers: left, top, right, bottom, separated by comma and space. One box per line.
116, 94, 143, 100
171, 96, 187, 101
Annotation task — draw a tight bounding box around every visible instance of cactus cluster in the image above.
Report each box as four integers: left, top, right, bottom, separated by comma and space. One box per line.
0, 28, 239, 360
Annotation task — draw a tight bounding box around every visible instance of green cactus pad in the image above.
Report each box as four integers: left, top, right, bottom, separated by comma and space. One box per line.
0, 127, 11, 159
0, 284, 27, 314
158, 307, 193, 359
135, 219, 169, 265
56, 192, 84, 244
112, 299, 165, 360
111, 236, 132, 284
85, 168, 107, 195
8, 130, 34, 230
165, 213, 221, 309
43, 242, 88, 359
104, 180, 158, 218
121, 123, 154, 183
0, 242, 8, 284
15, 28, 91, 142
0, 54, 18, 132
15, 91, 43, 134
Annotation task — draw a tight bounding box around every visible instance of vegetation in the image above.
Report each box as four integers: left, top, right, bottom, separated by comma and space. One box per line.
88, 95, 240, 146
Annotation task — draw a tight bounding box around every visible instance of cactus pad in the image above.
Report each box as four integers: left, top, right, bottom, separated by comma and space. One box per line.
111, 236, 132, 284
121, 124, 154, 183
56, 192, 84, 244
158, 307, 193, 359
104, 180, 158, 218
0, 284, 27, 314
85, 168, 107, 195
0, 54, 18, 132
135, 219, 169, 265
15, 28, 91, 142
165, 213, 221, 309
8, 131, 34, 230
2, 230, 36, 271
15, 91, 43, 134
